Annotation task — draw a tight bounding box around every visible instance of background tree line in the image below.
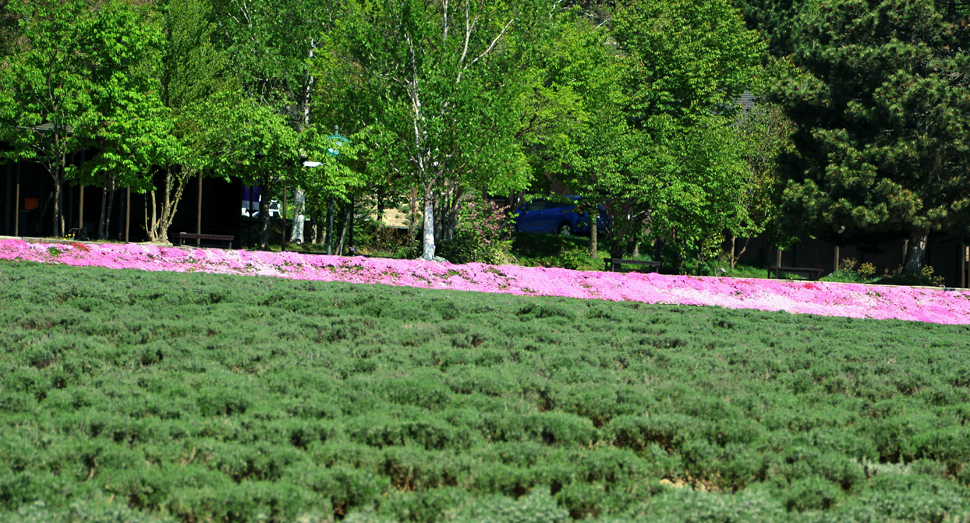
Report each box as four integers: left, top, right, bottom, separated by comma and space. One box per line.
0, 0, 967, 272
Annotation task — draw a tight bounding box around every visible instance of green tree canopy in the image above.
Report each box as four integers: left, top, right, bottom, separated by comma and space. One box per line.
597, 0, 765, 271
75, 0, 170, 240
0, 0, 97, 237
144, 0, 233, 243
767, 0, 970, 272
331, 0, 553, 259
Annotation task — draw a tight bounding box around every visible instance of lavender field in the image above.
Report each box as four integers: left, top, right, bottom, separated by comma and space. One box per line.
2, 242, 970, 522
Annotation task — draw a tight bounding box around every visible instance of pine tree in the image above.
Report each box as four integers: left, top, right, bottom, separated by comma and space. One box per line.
766, 0, 970, 272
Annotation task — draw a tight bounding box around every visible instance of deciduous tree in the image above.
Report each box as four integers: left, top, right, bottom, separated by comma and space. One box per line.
144, 0, 231, 244
333, 0, 550, 259
75, 0, 170, 240
602, 0, 764, 271
0, 0, 95, 237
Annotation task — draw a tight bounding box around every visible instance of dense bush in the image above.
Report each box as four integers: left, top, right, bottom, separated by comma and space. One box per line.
437, 195, 514, 265
1, 261, 970, 521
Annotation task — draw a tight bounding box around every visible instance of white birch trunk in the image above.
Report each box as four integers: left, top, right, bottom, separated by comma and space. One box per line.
422, 189, 436, 260
290, 187, 306, 243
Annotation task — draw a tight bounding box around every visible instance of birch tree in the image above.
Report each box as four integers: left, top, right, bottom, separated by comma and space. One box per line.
210, 0, 339, 248
334, 0, 549, 259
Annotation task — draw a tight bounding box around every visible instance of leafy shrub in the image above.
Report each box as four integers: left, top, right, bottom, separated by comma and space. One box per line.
436, 195, 513, 265
377, 487, 472, 522
822, 258, 877, 283
453, 486, 569, 523
877, 264, 946, 287
10, 497, 176, 523
355, 217, 411, 256
783, 476, 843, 512
620, 485, 786, 522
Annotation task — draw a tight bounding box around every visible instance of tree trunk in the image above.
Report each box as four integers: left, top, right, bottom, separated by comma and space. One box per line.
98, 177, 110, 240
326, 195, 335, 254
51, 136, 64, 237
145, 190, 156, 242
434, 184, 461, 243
729, 236, 748, 270
590, 220, 598, 260
904, 227, 930, 273
105, 186, 116, 240
337, 202, 351, 255
290, 187, 306, 243
348, 195, 355, 252
421, 186, 435, 260
730, 236, 737, 270
57, 165, 65, 237
408, 187, 419, 245
377, 187, 385, 223
51, 172, 63, 237
144, 166, 189, 244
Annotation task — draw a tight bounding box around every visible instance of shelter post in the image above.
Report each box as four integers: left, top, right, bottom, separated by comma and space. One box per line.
125, 187, 130, 242
15, 162, 20, 237
78, 186, 84, 233
5, 162, 10, 236
961, 237, 967, 289
196, 173, 202, 246
281, 186, 287, 251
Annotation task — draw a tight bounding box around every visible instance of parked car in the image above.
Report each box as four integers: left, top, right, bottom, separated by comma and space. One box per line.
513, 196, 610, 235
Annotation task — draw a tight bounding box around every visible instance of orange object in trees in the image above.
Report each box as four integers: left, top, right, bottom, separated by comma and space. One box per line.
23, 198, 39, 210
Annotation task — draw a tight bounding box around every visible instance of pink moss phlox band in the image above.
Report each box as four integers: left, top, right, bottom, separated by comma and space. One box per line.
3, 239, 969, 324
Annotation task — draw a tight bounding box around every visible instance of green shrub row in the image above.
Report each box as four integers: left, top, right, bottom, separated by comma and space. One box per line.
2, 261, 970, 521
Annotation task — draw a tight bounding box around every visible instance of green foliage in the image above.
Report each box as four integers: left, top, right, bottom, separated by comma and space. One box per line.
0, 0, 98, 236
587, 0, 769, 273
3, 262, 970, 521
510, 233, 605, 271
764, 0, 970, 271
436, 195, 514, 265
876, 265, 946, 287
821, 258, 877, 283
330, 0, 550, 259
75, 0, 170, 193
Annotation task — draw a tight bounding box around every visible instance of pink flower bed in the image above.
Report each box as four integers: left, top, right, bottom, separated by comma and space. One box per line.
3, 239, 969, 325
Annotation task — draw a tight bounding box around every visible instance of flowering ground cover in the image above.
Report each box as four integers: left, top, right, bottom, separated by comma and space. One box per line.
2, 238, 968, 324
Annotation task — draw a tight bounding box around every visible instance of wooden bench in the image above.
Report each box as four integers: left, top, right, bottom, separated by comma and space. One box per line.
604, 258, 661, 273
767, 266, 826, 281
179, 232, 234, 248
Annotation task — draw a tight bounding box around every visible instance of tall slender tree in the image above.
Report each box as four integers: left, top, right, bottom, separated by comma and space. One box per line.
76, 0, 170, 240
144, 0, 230, 244
601, 0, 764, 269
210, 0, 342, 248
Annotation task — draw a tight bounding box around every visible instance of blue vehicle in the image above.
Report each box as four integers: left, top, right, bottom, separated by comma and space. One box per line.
513, 196, 610, 235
